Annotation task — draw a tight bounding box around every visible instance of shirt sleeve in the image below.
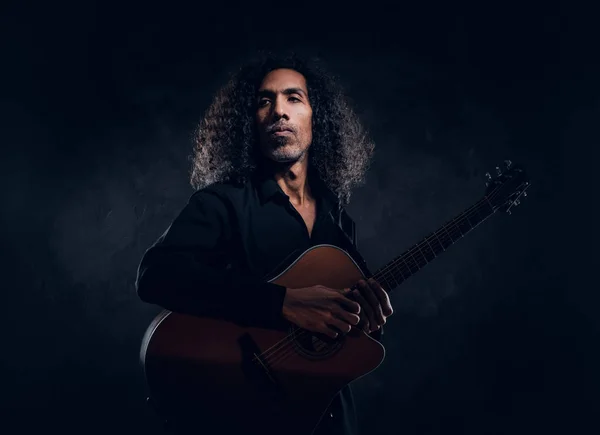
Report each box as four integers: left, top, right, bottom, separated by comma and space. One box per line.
135, 188, 288, 330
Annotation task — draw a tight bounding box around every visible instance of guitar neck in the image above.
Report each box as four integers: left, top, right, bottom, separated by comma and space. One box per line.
371, 196, 497, 294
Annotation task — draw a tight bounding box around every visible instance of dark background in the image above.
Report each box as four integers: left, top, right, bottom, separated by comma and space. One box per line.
1, 1, 596, 434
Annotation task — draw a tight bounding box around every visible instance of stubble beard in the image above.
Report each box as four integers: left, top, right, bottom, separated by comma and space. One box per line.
267, 136, 307, 163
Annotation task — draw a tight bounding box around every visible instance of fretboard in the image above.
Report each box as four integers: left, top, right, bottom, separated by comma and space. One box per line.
371, 196, 496, 294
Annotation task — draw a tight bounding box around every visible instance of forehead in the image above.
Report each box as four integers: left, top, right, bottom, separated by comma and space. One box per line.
258, 68, 308, 92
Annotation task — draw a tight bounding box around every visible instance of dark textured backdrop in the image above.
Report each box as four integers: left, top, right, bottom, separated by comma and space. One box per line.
1, 1, 595, 434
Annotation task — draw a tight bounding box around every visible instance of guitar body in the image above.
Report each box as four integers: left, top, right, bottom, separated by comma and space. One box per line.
140, 245, 386, 435
140, 160, 531, 434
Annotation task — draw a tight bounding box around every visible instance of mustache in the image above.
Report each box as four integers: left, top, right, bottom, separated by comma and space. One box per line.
267, 123, 295, 133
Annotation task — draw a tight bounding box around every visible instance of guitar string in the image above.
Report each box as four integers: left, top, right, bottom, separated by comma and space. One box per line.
253, 181, 520, 368
370, 180, 528, 294
261, 199, 503, 369
253, 183, 508, 368
256, 192, 501, 369
255, 192, 500, 365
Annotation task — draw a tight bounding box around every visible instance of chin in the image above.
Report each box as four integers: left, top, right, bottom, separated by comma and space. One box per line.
264, 142, 306, 163
268, 151, 303, 163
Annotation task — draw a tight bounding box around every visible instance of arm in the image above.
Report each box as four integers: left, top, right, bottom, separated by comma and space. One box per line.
135, 189, 288, 330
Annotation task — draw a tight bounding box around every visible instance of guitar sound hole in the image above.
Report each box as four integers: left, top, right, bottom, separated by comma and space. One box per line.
290, 327, 344, 359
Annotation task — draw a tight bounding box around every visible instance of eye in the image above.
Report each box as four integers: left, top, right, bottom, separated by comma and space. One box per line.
258, 99, 270, 107
289, 96, 301, 103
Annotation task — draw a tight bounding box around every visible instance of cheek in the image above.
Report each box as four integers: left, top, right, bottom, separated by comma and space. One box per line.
301, 111, 313, 139
256, 109, 269, 127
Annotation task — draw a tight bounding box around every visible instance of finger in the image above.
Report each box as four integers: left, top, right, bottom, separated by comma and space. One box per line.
327, 316, 353, 335
344, 289, 369, 331
335, 308, 361, 327
313, 319, 340, 338
368, 278, 394, 317
352, 287, 378, 332
350, 291, 370, 332
335, 293, 361, 314
358, 280, 385, 326
321, 325, 339, 339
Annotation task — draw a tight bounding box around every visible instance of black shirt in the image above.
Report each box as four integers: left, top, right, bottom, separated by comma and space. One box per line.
136, 170, 381, 435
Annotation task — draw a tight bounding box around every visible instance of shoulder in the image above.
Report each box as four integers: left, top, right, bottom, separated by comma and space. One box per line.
189, 179, 249, 203
168, 181, 249, 234
186, 179, 255, 217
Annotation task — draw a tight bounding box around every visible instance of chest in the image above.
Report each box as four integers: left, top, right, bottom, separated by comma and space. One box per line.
291, 201, 317, 238
235, 199, 346, 280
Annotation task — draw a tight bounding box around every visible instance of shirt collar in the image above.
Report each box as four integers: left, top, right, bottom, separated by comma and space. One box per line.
253, 169, 340, 213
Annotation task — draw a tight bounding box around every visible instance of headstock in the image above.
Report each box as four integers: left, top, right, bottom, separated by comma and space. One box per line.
484, 160, 530, 215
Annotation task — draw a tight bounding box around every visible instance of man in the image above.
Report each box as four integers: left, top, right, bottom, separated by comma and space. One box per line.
136, 51, 393, 435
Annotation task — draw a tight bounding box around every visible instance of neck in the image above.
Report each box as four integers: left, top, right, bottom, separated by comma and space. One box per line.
270, 157, 312, 206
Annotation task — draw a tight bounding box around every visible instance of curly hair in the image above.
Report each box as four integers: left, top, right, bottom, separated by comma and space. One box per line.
189, 50, 375, 206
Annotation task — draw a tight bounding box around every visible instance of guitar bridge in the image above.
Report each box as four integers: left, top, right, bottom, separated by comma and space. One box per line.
238, 333, 285, 399
253, 352, 277, 385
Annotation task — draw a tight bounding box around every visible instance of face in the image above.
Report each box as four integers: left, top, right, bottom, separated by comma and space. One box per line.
255, 68, 313, 163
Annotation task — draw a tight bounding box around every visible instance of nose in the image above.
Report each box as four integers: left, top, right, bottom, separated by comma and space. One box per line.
272, 95, 289, 120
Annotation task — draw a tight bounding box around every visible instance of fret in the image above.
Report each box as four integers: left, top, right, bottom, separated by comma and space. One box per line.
447, 224, 462, 239
390, 269, 404, 288
391, 272, 403, 287
379, 274, 396, 291
413, 245, 429, 267
456, 216, 471, 236
403, 252, 420, 274
394, 262, 407, 281
375, 257, 407, 290
471, 206, 485, 226
472, 201, 487, 224
468, 203, 488, 226
387, 271, 400, 287
398, 260, 413, 278
371, 192, 507, 297
464, 212, 473, 227
421, 239, 437, 261
437, 229, 453, 249
444, 225, 456, 242
429, 233, 445, 253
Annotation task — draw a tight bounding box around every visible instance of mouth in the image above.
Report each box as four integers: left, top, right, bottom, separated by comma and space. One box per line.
271, 130, 293, 136
269, 125, 294, 134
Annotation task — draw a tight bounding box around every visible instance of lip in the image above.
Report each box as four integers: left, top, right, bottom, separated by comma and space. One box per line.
271, 130, 293, 135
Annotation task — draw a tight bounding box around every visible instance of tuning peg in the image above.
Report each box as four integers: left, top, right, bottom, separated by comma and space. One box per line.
485, 172, 492, 181
514, 199, 520, 206
496, 166, 502, 176
504, 159, 512, 168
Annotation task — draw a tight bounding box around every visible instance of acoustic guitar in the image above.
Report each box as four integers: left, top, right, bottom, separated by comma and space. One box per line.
140, 160, 530, 434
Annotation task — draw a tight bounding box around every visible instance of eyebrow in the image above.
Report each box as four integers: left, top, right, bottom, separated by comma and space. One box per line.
257, 87, 308, 99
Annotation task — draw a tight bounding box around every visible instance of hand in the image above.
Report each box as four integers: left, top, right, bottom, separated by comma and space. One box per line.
282, 285, 362, 338
345, 278, 393, 334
